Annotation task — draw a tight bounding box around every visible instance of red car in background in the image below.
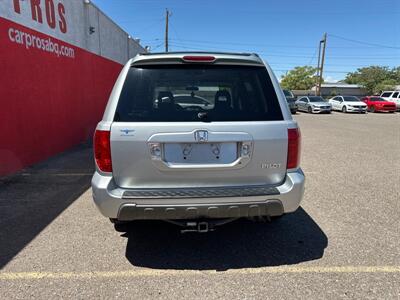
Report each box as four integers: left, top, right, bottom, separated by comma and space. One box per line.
361, 96, 396, 113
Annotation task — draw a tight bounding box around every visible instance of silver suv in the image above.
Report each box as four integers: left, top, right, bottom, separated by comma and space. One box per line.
92, 52, 305, 231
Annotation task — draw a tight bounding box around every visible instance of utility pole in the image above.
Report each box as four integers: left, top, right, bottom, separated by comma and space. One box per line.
318, 33, 327, 96
315, 41, 322, 96
165, 9, 171, 52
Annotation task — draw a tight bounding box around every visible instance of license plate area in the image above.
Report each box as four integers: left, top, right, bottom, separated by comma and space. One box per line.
164, 143, 238, 164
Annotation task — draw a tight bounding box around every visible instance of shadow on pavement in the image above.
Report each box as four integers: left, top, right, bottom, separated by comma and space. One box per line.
0, 143, 93, 269
124, 207, 328, 270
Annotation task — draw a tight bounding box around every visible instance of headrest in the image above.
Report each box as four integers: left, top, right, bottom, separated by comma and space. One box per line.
214, 90, 232, 110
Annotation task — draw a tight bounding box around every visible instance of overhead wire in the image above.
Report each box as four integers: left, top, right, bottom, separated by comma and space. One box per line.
329, 34, 400, 50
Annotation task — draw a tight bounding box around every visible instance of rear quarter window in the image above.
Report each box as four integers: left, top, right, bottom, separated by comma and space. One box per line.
114, 65, 283, 122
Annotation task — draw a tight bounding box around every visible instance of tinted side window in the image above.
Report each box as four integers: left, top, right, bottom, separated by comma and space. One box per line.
381, 92, 392, 97
392, 92, 399, 98
343, 96, 360, 101
115, 65, 283, 122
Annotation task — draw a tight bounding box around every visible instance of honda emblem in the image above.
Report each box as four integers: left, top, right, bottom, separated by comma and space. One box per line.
194, 130, 208, 142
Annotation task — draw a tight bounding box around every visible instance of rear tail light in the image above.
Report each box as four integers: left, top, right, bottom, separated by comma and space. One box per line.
94, 130, 112, 172
182, 55, 216, 62
287, 128, 301, 169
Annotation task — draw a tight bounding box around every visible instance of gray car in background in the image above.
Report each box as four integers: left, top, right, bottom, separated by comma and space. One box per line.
91, 52, 305, 232
283, 89, 298, 114
296, 96, 332, 114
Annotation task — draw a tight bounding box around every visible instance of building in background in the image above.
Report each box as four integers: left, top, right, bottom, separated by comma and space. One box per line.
311, 83, 367, 97
0, 0, 145, 176
290, 83, 367, 98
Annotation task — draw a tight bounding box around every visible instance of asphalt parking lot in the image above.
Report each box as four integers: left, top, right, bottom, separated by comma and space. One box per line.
0, 112, 399, 299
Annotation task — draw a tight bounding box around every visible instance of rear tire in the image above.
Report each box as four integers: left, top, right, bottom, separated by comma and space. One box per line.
342, 106, 347, 113
114, 222, 130, 232
110, 219, 130, 232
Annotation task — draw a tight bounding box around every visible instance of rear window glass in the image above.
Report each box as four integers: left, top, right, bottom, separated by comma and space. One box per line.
114, 65, 283, 122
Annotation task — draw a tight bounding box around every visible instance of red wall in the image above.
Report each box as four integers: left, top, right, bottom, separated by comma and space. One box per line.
0, 18, 122, 176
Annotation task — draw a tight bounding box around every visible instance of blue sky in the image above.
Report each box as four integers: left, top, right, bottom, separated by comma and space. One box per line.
94, 0, 399, 82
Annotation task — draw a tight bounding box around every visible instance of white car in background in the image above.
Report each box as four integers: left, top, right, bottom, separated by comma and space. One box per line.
328, 96, 367, 113
380, 91, 400, 110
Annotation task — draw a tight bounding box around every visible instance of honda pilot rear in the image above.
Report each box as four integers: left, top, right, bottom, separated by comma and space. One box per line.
91, 52, 305, 230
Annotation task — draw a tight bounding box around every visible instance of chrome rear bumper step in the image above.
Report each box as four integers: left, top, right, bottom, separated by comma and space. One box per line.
117, 200, 284, 221
122, 185, 280, 199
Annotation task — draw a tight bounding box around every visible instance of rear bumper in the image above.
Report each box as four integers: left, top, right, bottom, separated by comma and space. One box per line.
347, 107, 367, 112
311, 107, 331, 113
376, 107, 396, 112
91, 169, 305, 220
118, 200, 285, 221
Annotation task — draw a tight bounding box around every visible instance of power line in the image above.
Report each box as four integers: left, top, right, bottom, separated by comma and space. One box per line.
150, 42, 164, 52
307, 44, 319, 65
169, 16, 185, 52
166, 37, 400, 50
169, 42, 399, 59
268, 62, 390, 67
272, 69, 353, 74
169, 38, 339, 49
142, 38, 399, 54
168, 41, 399, 58
329, 33, 400, 49
169, 38, 317, 48
120, 17, 164, 35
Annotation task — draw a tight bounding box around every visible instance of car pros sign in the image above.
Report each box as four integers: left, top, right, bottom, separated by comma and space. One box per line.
3, 0, 75, 58
12, 0, 67, 33
0, 0, 143, 176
